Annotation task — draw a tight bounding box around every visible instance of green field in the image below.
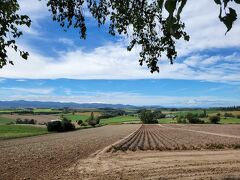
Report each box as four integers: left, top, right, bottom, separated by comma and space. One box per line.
169, 109, 218, 116
0, 125, 48, 140
158, 118, 177, 124
100, 116, 140, 125
0, 117, 15, 124
63, 114, 91, 121
33, 109, 62, 113
220, 117, 240, 124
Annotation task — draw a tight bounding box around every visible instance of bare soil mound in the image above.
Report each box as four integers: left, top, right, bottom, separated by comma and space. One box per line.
0, 124, 140, 180
105, 124, 240, 152
1, 114, 59, 123
62, 150, 240, 180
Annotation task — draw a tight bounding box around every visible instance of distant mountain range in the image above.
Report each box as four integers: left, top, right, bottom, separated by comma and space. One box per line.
0, 100, 139, 109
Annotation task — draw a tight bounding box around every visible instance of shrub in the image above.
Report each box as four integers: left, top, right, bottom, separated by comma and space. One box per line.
88, 120, 97, 127
47, 119, 75, 132
182, 119, 187, 123
209, 115, 220, 124
16, 118, 22, 124
81, 122, 88, 126
16, 118, 36, 124
236, 115, 240, 119
177, 116, 183, 123
77, 120, 83, 125
224, 112, 234, 117
62, 119, 75, 131
186, 113, 204, 124
139, 110, 158, 124
153, 110, 166, 119
47, 121, 62, 132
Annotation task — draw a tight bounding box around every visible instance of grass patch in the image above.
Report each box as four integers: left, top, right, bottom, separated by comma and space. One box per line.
0, 125, 48, 140
33, 109, 62, 113
0, 116, 15, 124
220, 117, 240, 124
63, 114, 90, 121
158, 118, 177, 124
100, 116, 140, 125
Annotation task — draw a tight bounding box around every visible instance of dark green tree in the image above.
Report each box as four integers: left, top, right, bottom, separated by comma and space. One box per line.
209, 115, 220, 124
0, 0, 31, 68
1, 0, 239, 71
139, 109, 158, 124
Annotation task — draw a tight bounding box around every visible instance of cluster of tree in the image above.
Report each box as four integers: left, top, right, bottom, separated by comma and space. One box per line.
209, 115, 221, 124
97, 109, 125, 120
224, 112, 236, 117
177, 112, 221, 124
47, 117, 75, 132
209, 106, 240, 111
139, 110, 159, 124
76, 112, 101, 127
16, 118, 36, 125
185, 113, 205, 124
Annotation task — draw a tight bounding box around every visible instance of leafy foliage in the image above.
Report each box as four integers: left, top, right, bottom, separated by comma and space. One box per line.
0, 0, 31, 68
185, 113, 204, 124
214, 0, 239, 34
209, 115, 221, 124
139, 109, 158, 124
16, 118, 36, 125
46, 0, 190, 72
1, 0, 239, 71
87, 112, 99, 127
47, 118, 75, 132
46, 0, 239, 73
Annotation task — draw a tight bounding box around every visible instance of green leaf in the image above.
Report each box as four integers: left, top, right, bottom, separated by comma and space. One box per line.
177, 0, 187, 18
223, 0, 230, 8
21, 52, 29, 60
234, 0, 240, 4
214, 0, 222, 5
221, 8, 237, 34
165, 0, 177, 15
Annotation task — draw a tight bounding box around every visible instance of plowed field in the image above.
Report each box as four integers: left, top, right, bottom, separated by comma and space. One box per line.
106, 124, 240, 152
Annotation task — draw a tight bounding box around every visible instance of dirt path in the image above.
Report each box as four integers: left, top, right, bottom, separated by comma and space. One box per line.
0, 124, 140, 180
160, 124, 240, 139
62, 150, 240, 179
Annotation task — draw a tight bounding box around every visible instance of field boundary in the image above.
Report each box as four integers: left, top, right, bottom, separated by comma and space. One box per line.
93, 124, 142, 156
160, 124, 240, 139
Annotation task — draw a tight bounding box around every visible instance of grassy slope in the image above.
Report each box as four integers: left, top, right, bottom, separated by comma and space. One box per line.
100, 116, 140, 125
0, 116, 15, 124
220, 117, 240, 124
0, 125, 48, 140
158, 118, 177, 124
63, 114, 90, 121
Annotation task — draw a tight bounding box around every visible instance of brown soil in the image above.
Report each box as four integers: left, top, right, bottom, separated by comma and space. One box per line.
0, 124, 140, 180
63, 150, 240, 180
1, 124, 240, 180
106, 124, 240, 152
1, 114, 59, 124
164, 124, 240, 136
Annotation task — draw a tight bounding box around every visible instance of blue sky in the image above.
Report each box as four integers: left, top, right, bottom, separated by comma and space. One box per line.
0, 0, 240, 107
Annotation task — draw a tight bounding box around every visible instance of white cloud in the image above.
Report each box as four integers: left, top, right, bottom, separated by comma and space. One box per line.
1, 0, 240, 83
177, 0, 240, 56
0, 87, 54, 95
17, 0, 49, 36
58, 38, 75, 47
1, 43, 240, 83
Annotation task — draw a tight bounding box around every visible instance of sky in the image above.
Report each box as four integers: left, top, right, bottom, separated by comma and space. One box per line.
0, 0, 240, 107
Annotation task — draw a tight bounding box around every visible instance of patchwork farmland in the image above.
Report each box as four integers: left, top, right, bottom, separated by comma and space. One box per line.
1, 123, 240, 179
